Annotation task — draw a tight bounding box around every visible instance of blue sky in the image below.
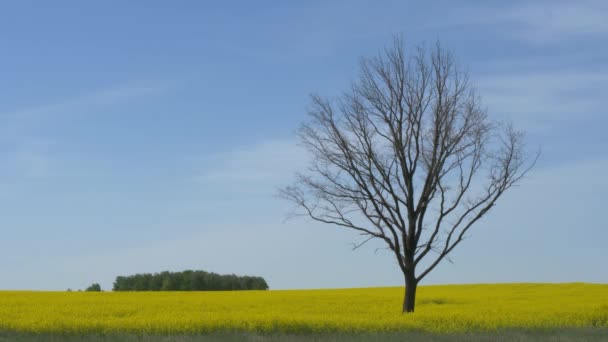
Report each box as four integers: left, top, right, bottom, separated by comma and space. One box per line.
0, 0, 606, 290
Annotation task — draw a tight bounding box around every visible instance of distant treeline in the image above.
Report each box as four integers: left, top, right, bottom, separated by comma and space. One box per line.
113, 270, 269, 291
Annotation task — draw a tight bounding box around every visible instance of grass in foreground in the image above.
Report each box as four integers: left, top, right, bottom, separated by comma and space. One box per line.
0, 283, 606, 335
1, 329, 608, 342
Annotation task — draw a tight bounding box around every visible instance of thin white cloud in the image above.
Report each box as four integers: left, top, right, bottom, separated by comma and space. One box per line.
475, 70, 608, 133
13, 139, 55, 178
504, 2, 608, 42
2, 79, 172, 122
0, 79, 175, 179
194, 139, 308, 185
437, 1, 608, 44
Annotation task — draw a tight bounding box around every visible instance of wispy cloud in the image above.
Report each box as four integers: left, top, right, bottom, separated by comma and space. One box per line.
193, 139, 307, 185
13, 139, 56, 178
437, 1, 608, 44
502, 1, 608, 43
2, 79, 173, 122
475, 70, 608, 133
0, 79, 175, 179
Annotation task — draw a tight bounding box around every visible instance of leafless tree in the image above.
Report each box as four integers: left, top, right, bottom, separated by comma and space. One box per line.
280, 38, 537, 313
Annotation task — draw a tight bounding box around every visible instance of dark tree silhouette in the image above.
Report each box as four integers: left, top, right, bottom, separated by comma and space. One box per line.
280, 38, 537, 313
85, 283, 102, 292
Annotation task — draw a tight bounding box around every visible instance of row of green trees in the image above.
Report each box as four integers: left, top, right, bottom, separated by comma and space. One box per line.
112, 270, 269, 291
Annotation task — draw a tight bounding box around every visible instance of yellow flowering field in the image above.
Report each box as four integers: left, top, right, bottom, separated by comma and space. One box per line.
0, 283, 606, 334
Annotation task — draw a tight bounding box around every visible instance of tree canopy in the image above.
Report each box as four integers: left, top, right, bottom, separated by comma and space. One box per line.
112, 270, 269, 291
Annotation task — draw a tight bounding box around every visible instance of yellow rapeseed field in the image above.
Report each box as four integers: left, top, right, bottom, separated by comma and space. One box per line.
0, 283, 606, 334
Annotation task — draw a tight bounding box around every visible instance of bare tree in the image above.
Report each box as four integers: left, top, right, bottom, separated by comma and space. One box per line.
280, 38, 537, 313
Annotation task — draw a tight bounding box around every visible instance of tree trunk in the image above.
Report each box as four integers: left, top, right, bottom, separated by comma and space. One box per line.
403, 273, 417, 313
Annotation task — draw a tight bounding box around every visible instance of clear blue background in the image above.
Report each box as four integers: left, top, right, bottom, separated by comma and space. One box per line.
0, 0, 606, 290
